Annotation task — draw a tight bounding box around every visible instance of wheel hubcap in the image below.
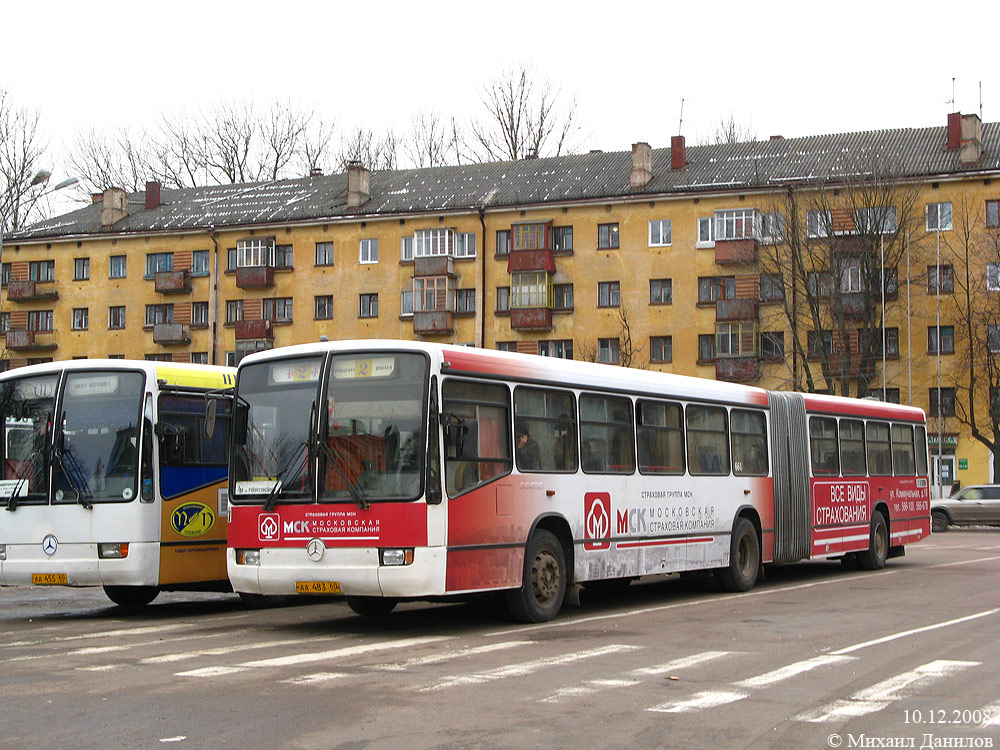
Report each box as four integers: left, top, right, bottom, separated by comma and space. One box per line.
532, 550, 560, 604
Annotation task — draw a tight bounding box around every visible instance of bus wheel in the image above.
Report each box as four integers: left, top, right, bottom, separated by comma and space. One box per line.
857, 512, 888, 571
346, 595, 397, 616
103, 585, 159, 607
715, 518, 760, 593
931, 510, 949, 533
505, 529, 566, 623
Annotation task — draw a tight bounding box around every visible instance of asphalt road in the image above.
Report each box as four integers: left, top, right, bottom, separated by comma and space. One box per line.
2, 530, 999, 750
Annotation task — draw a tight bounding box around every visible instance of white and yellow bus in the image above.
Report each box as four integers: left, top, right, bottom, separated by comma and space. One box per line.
0, 359, 235, 606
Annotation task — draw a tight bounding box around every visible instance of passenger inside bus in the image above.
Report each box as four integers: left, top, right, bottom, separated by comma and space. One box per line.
515, 422, 540, 470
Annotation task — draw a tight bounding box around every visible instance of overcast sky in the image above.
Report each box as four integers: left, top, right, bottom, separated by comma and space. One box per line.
3, 0, 997, 180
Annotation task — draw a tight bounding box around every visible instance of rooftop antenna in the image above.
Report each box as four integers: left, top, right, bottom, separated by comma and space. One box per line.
678, 98, 685, 136
980, 80, 983, 120
949, 77, 956, 111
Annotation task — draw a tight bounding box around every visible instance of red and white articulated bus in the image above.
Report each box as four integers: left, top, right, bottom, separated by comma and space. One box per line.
226, 340, 930, 622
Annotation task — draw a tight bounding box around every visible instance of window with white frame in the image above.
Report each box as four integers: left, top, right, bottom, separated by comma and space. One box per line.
400, 236, 414, 262
854, 206, 897, 234
414, 277, 453, 312
697, 216, 715, 247
648, 219, 672, 247
414, 228, 455, 257
359, 238, 379, 264
237, 238, 275, 268
714, 209, 758, 241
454, 232, 476, 257
400, 289, 413, 317
926, 202, 953, 231
841, 261, 863, 293
511, 271, 552, 308
987, 263, 1000, 291
806, 210, 831, 238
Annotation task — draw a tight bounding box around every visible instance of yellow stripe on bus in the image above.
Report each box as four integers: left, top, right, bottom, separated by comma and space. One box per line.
153, 364, 234, 389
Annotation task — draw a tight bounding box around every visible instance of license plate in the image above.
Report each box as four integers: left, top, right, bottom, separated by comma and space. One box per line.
296, 581, 341, 594
32, 573, 68, 585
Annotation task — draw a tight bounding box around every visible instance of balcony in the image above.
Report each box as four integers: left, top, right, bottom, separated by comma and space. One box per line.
715, 356, 759, 383
840, 293, 867, 318
413, 310, 455, 335
153, 323, 191, 345
235, 266, 275, 289
413, 256, 456, 278
5, 329, 57, 351
714, 238, 757, 264
510, 307, 553, 332
6, 280, 58, 301
235, 319, 273, 341
506, 248, 555, 273
716, 298, 758, 322
154, 270, 191, 294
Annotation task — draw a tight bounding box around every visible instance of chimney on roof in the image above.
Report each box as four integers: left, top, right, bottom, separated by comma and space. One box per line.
346, 160, 370, 209
946, 112, 962, 150
670, 135, 686, 170
310, 167, 324, 178
769, 135, 784, 141
630, 142, 653, 189
91, 193, 103, 204
946, 112, 983, 164
100, 187, 129, 228
144, 181, 161, 210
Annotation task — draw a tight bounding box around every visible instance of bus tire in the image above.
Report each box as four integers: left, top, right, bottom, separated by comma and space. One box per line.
346, 595, 397, 617
715, 518, 760, 593
931, 509, 949, 533
505, 529, 566, 623
103, 585, 159, 607
857, 512, 888, 571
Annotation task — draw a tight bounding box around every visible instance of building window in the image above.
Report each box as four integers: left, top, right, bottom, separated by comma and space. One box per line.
315, 295, 334, 320
226, 247, 237, 270
71, 308, 89, 331
929, 388, 956, 417
928, 264, 954, 294
190, 352, 208, 365
760, 212, 784, 243
263, 298, 293, 322
927, 325, 955, 355
552, 226, 573, 251
649, 278, 672, 305
598, 281, 620, 308
697, 216, 716, 247
2, 262, 10, 286
760, 331, 784, 360
714, 208, 758, 241
145, 304, 174, 326
192, 250, 210, 275
145, 253, 174, 277
512, 271, 552, 308
864, 388, 900, 404
400, 236, 414, 262
841, 261, 863, 293
315, 241, 334, 266
237, 238, 275, 268
807, 271, 834, 298
359, 238, 379, 264
760, 273, 784, 301
698, 276, 735, 303
598, 338, 620, 364
553, 283, 574, 311
513, 223, 548, 251
415, 277, 453, 312
883, 267, 899, 296
988, 325, 1000, 353
806, 210, 831, 238
274, 244, 293, 269
0, 312, 9, 332
854, 206, 897, 234
192, 301, 209, 326
108, 306, 126, 330
988, 263, 1000, 292
495, 229, 511, 257
360, 293, 379, 318
987, 200, 999, 228
455, 232, 476, 258
74, 258, 90, 281
400, 290, 413, 317
145, 353, 173, 362
414, 228, 455, 257
538, 340, 573, 359
496, 341, 517, 352
496, 286, 510, 313
29, 260, 55, 282
27, 310, 53, 331
648, 219, 672, 247
926, 202, 953, 231
226, 300, 244, 324
597, 223, 619, 249
716, 322, 756, 358
650, 335, 672, 363
860, 327, 900, 358
808, 330, 836, 358
698, 334, 716, 361
455, 289, 476, 314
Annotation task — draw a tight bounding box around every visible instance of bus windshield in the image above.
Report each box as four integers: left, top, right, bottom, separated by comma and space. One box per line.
0, 375, 58, 501
232, 356, 322, 502
320, 352, 427, 502
55, 371, 145, 503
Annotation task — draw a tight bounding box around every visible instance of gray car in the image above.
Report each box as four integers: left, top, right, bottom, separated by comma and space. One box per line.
931, 485, 1000, 532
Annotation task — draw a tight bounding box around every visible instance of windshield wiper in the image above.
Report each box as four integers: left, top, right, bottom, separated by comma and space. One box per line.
261, 439, 309, 512
316, 437, 370, 510
52, 449, 93, 510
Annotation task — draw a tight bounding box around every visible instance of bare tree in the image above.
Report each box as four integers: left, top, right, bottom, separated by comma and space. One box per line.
403, 110, 456, 168
337, 127, 398, 171
465, 64, 580, 162
1, 89, 50, 233
617, 304, 644, 368
701, 114, 758, 145
68, 127, 153, 194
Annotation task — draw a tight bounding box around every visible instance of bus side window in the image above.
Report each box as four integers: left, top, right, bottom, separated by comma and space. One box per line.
866, 421, 892, 476
731, 409, 768, 476
141, 395, 154, 501
513, 387, 577, 473
636, 399, 684, 475
685, 404, 729, 476
809, 417, 840, 476
840, 419, 867, 476
580, 394, 634, 475
914, 426, 928, 476
891, 424, 916, 476
441, 380, 511, 497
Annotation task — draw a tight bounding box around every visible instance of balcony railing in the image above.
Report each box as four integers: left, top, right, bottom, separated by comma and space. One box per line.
510, 307, 553, 331
235, 319, 274, 340
413, 256, 456, 278
507, 248, 556, 273
715, 356, 759, 383
6, 280, 58, 301
412, 310, 455, 335
154, 270, 191, 294
714, 238, 758, 264
716, 298, 758, 321
5, 329, 58, 350
152, 323, 191, 345
235, 266, 275, 289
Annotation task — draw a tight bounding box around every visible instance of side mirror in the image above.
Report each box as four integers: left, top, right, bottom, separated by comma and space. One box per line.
205, 399, 217, 439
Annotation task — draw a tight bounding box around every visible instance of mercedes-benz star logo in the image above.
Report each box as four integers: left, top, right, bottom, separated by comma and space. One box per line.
42, 534, 58, 556
306, 538, 326, 562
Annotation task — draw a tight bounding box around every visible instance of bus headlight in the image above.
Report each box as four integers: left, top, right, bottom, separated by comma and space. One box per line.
0, 544, 6, 561
236, 549, 260, 566
380, 548, 414, 566
98, 543, 129, 559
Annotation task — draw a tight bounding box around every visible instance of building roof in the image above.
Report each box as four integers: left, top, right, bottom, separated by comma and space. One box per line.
10, 120, 1000, 242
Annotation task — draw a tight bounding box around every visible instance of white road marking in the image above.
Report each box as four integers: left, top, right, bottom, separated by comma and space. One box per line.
648, 689, 749, 713
735, 654, 856, 688
141, 637, 320, 664
280, 672, 349, 685
4, 623, 191, 648
374, 641, 531, 671
830, 609, 999, 655
796, 660, 979, 723
421, 644, 637, 692
632, 650, 736, 676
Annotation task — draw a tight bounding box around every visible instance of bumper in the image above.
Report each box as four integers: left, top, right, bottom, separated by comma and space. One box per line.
0, 542, 160, 587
